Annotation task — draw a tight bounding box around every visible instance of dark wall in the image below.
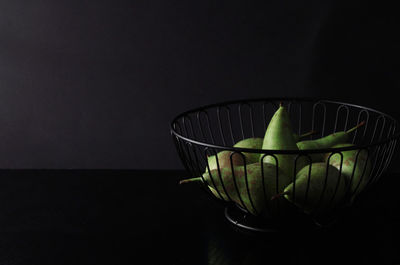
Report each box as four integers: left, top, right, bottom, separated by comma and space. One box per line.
0, 1, 398, 169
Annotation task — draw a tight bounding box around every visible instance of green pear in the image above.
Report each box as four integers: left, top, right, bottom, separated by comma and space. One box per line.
205, 138, 264, 172
233, 137, 264, 164
206, 130, 318, 172
261, 103, 306, 178
180, 163, 290, 216
293, 130, 318, 142
280, 162, 347, 213
326, 143, 372, 200
206, 151, 247, 172
296, 121, 365, 162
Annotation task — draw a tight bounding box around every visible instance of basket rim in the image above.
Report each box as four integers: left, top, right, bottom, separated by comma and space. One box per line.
170, 97, 400, 154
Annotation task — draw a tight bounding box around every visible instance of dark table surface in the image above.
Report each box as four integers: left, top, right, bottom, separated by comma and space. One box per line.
1, 169, 399, 265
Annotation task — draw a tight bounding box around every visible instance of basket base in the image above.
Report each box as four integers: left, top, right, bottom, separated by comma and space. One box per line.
224, 204, 339, 234
224, 205, 280, 233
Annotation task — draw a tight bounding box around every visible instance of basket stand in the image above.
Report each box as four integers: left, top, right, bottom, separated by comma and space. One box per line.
224, 204, 340, 234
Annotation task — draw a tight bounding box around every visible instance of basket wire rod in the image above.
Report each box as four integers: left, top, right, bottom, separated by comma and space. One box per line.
196, 111, 207, 142
370, 145, 389, 186
311, 102, 327, 139
333, 104, 350, 133
370, 142, 390, 186
190, 143, 206, 179
378, 116, 388, 142
326, 153, 345, 209
367, 144, 383, 186
343, 148, 362, 198
386, 120, 395, 139
202, 148, 217, 195
387, 139, 398, 165
173, 124, 189, 167
238, 103, 247, 140
217, 106, 228, 146
259, 158, 270, 214
312, 158, 333, 213
379, 122, 397, 172
376, 141, 392, 179
271, 101, 279, 111
229, 153, 254, 215
215, 150, 236, 203
181, 116, 189, 137
349, 148, 371, 198
180, 117, 198, 175
262, 102, 268, 132
199, 110, 216, 144
248, 103, 256, 138
184, 142, 199, 178
172, 133, 193, 176
290, 156, 298, 207
298, 103, 303, 135
380, 141, 395, 178
287, 101, 293, 132
367, 116, 388, 168
394, 121, 398, 138
182, 116, 195, 145
375, 140, 397, 185
343, 148, 361, 198
180, 141, 196, 176
274, 159, 282, 217
172, 136, 185, 170
183, 115, 196, 140
234, 152, 259, 215
362, 155, 376, 192
225, 106, 235, 145
203, 148, 229, 201
174, 123, 196, 174
196, 146, 210, 172
296, 154, 313, 212
384, 139, 399, 174
354, 109, 370, 143
262, 101, 276, 132
191, 146, 220, 200
217, 106, 233, 146
370, 115, 386, 144
260, 154, 279, 215
288, 101, 302, 135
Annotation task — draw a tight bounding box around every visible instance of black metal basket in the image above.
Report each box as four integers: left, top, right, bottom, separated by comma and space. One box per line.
171, 98, 400, 232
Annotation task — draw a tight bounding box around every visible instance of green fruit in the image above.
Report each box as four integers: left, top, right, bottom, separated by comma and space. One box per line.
261, 103, 306, 178
180, 163, 290, 216
296, 141, 325, 163
207, 131, 317, 172
326, 143, 372, 200
282, 162, 347, 213
296, 121, 365, 163
206, 151, 247, 172
205, 138, 263, 172
293, 130, 318, 142
233, 137, 263, 164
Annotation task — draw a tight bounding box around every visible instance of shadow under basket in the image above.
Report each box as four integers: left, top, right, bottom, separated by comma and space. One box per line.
171, 98, 400, 233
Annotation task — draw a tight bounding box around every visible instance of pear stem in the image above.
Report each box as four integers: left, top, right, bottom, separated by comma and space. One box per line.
179, 177, 203, 185
271, 191, 290, 201
299, 130, 318, 139
346, 121, 366, 134
279, 101, 284, 107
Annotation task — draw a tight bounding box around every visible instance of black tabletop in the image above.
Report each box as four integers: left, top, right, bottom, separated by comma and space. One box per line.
1, 169, 399, 265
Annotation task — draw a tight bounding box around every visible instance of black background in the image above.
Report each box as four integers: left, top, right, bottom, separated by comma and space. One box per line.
0, 0, 398, 169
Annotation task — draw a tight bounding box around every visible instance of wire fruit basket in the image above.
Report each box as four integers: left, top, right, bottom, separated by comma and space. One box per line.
171, 98, 400, 232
